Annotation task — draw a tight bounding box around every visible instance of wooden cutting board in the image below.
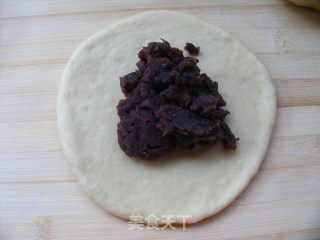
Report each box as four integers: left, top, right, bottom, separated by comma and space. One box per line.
1, 1, 320, 239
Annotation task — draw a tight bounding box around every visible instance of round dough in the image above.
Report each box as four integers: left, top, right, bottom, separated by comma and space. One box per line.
57, 11, 276, 224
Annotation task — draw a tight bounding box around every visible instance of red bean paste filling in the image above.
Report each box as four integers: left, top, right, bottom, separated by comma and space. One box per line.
117, 40, 238, 160
184, 42, 200, 55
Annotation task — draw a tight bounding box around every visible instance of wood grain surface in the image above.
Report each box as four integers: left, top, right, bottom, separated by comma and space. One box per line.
1, 1, 320, 239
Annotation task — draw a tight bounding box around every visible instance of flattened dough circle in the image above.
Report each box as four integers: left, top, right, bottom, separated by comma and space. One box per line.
57, 11, 276, 223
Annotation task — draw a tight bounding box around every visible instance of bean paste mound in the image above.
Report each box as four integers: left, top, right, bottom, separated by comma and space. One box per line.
117, 40, 238, 160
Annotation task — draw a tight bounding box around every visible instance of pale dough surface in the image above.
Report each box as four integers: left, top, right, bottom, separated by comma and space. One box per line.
57, 11, 276, 223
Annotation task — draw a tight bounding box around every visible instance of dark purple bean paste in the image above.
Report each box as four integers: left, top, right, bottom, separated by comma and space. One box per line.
117, 40, 238, 160
184, 42, 200, 55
